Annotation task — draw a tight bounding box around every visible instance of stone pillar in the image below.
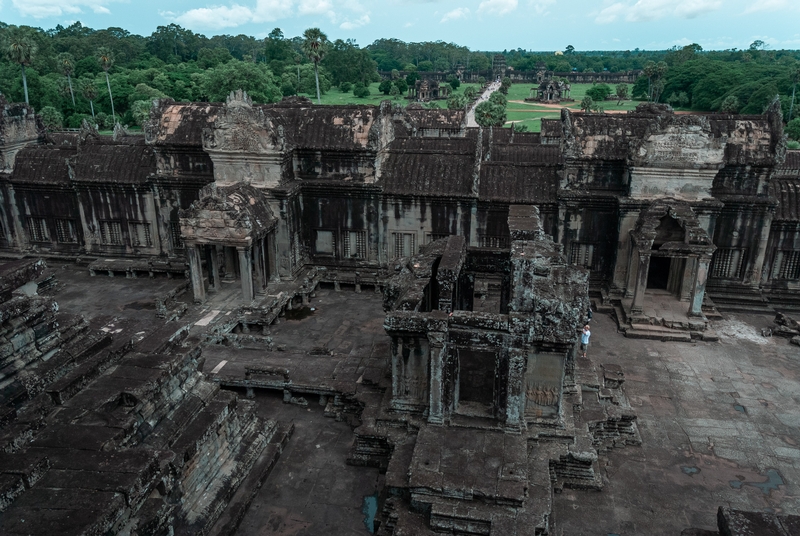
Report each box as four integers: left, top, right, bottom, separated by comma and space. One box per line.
427, 332, 447, 425
260, 238, 269, 289
746, 210, 774, 287
689, 255, 712, 317
238, 247, 254, 303
253, 240, 265, 295
614, 213, 639, 294
630, 251, 651, 315
267, 232, 280, 282
504, 348, 525, 434
187, 244, 205, 303
624, 247, 638, 298
209, 246, 221, 291
679, 257, 696, 301
224, 247, 236, 280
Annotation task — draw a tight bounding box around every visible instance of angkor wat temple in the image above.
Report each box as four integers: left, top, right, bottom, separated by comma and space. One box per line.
0, 91, 798, 535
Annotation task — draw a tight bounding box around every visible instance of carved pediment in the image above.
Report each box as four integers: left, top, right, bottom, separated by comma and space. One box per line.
203, 90, 279, 154
630, 118, 724, 169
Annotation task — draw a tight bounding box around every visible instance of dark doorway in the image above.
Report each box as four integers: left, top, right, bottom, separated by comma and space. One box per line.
458, 349, 495, 414
647, 257, 671, 290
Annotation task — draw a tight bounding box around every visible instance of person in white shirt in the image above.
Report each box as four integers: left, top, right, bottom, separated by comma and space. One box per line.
580, 325, 591, 358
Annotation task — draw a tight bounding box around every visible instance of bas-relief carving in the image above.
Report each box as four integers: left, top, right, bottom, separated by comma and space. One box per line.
634, 124, 724, 167
203, 91, 284, 188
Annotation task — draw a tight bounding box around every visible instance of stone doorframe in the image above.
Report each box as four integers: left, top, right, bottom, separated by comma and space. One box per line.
180, 183, 279, 304
625, 200, 716, 318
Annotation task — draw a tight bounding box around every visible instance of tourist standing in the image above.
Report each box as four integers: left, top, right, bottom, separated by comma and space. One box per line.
580, 325, 591, 358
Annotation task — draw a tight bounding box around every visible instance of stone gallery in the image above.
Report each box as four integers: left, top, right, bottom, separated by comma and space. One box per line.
0, 90, 799, 535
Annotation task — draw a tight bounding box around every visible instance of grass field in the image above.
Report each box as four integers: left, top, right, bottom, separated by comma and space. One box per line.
297, 82, 482, 108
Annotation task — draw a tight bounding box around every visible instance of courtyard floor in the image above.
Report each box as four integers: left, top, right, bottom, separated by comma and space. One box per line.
553, 310, 800, 534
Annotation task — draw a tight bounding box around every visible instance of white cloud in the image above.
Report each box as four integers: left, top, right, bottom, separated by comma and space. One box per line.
744, 0, 789, 13
298, 0, 332, 15
594, 0, 721, 24
441, 7, 469, 22
530, 0, 554, 15
595, 2, 625, 23
673, 0, 721, 19
174, 0, 293, 29
11, 0, 116, 18
477, 0, 517, 16
340, 13, 370, 29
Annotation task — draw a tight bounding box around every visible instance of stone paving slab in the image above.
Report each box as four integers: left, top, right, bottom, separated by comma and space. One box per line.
554, 311, 800, 535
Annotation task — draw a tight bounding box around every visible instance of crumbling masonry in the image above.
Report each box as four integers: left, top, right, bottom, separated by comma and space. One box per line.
0, 91, 798, 534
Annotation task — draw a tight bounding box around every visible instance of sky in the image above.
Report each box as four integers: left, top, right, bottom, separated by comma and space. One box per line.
0, 0, 798, 51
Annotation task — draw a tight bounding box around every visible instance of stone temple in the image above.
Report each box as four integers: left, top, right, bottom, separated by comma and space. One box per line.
0, 90, 799, 535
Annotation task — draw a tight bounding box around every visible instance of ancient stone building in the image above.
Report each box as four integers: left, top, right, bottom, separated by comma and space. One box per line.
0, 90, 798, 534
526, 78, 572, 103
411, 79, 450, 101
0, 94, 798, 332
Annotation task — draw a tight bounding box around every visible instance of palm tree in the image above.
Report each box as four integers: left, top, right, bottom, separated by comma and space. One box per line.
789, 65, 800, 122
81, 80, 98, 120
97, 47, 116, 123
5, 29, 37, 105
57, 52, 76, 106
301, 28, 329, 104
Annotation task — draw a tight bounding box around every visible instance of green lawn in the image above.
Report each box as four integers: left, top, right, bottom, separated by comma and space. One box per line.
297, 82, 482, 108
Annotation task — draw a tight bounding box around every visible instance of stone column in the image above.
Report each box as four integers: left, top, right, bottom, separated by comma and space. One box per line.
746, 210, 774, 287
253, 240, 265, 295
238, 247, 254, 303
614, 213, 640, 294
187, 244, 205, 303
268, 232, 280, 282
504, 348, 525, 434
630, 251, 651, 315
427, 332, 447, 425
210, 246, 221, 291
624, 247, 638, 298
689, 254, 712, 316
679, 257, 695, 301
203, 246, 218, 291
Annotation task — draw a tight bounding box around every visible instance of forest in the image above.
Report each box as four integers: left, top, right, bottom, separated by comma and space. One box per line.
0, 21, 798, 142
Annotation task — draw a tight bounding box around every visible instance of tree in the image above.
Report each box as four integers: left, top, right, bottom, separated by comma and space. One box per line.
464, 86, 477, 100
447, 75, 461, 91
720, 95, 740, 113
57, 53, 77, 106
615, 83, 629, 105
512, 122, 529, 132
81, 79, 98, 120
5, 28, 37, 105
389, 85, 400, 100
786, 118, 800, 141
301, 28, 329, 104
580, 96, 593, 112
353, 83, 370, 98
97, 47, 116, 123
39, 106, 63, 130
200, 60, 282, 103
565, 45, 575, 55
393, 78, 408, 95
131, 100, 152, 126
789, 65, 800, 122
447, 93, 467, 110
474, 101, 505, 128
586, 83, 612, 102
379, 79, 393, 95
489, 92, 506, 107
500, 76, 511, 95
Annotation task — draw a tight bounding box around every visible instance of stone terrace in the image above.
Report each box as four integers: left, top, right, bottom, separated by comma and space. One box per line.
553, 311, 800, 534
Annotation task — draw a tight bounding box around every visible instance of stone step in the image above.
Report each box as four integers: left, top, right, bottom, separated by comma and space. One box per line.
624, 325, 693, 342
206, 421, 294, 536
